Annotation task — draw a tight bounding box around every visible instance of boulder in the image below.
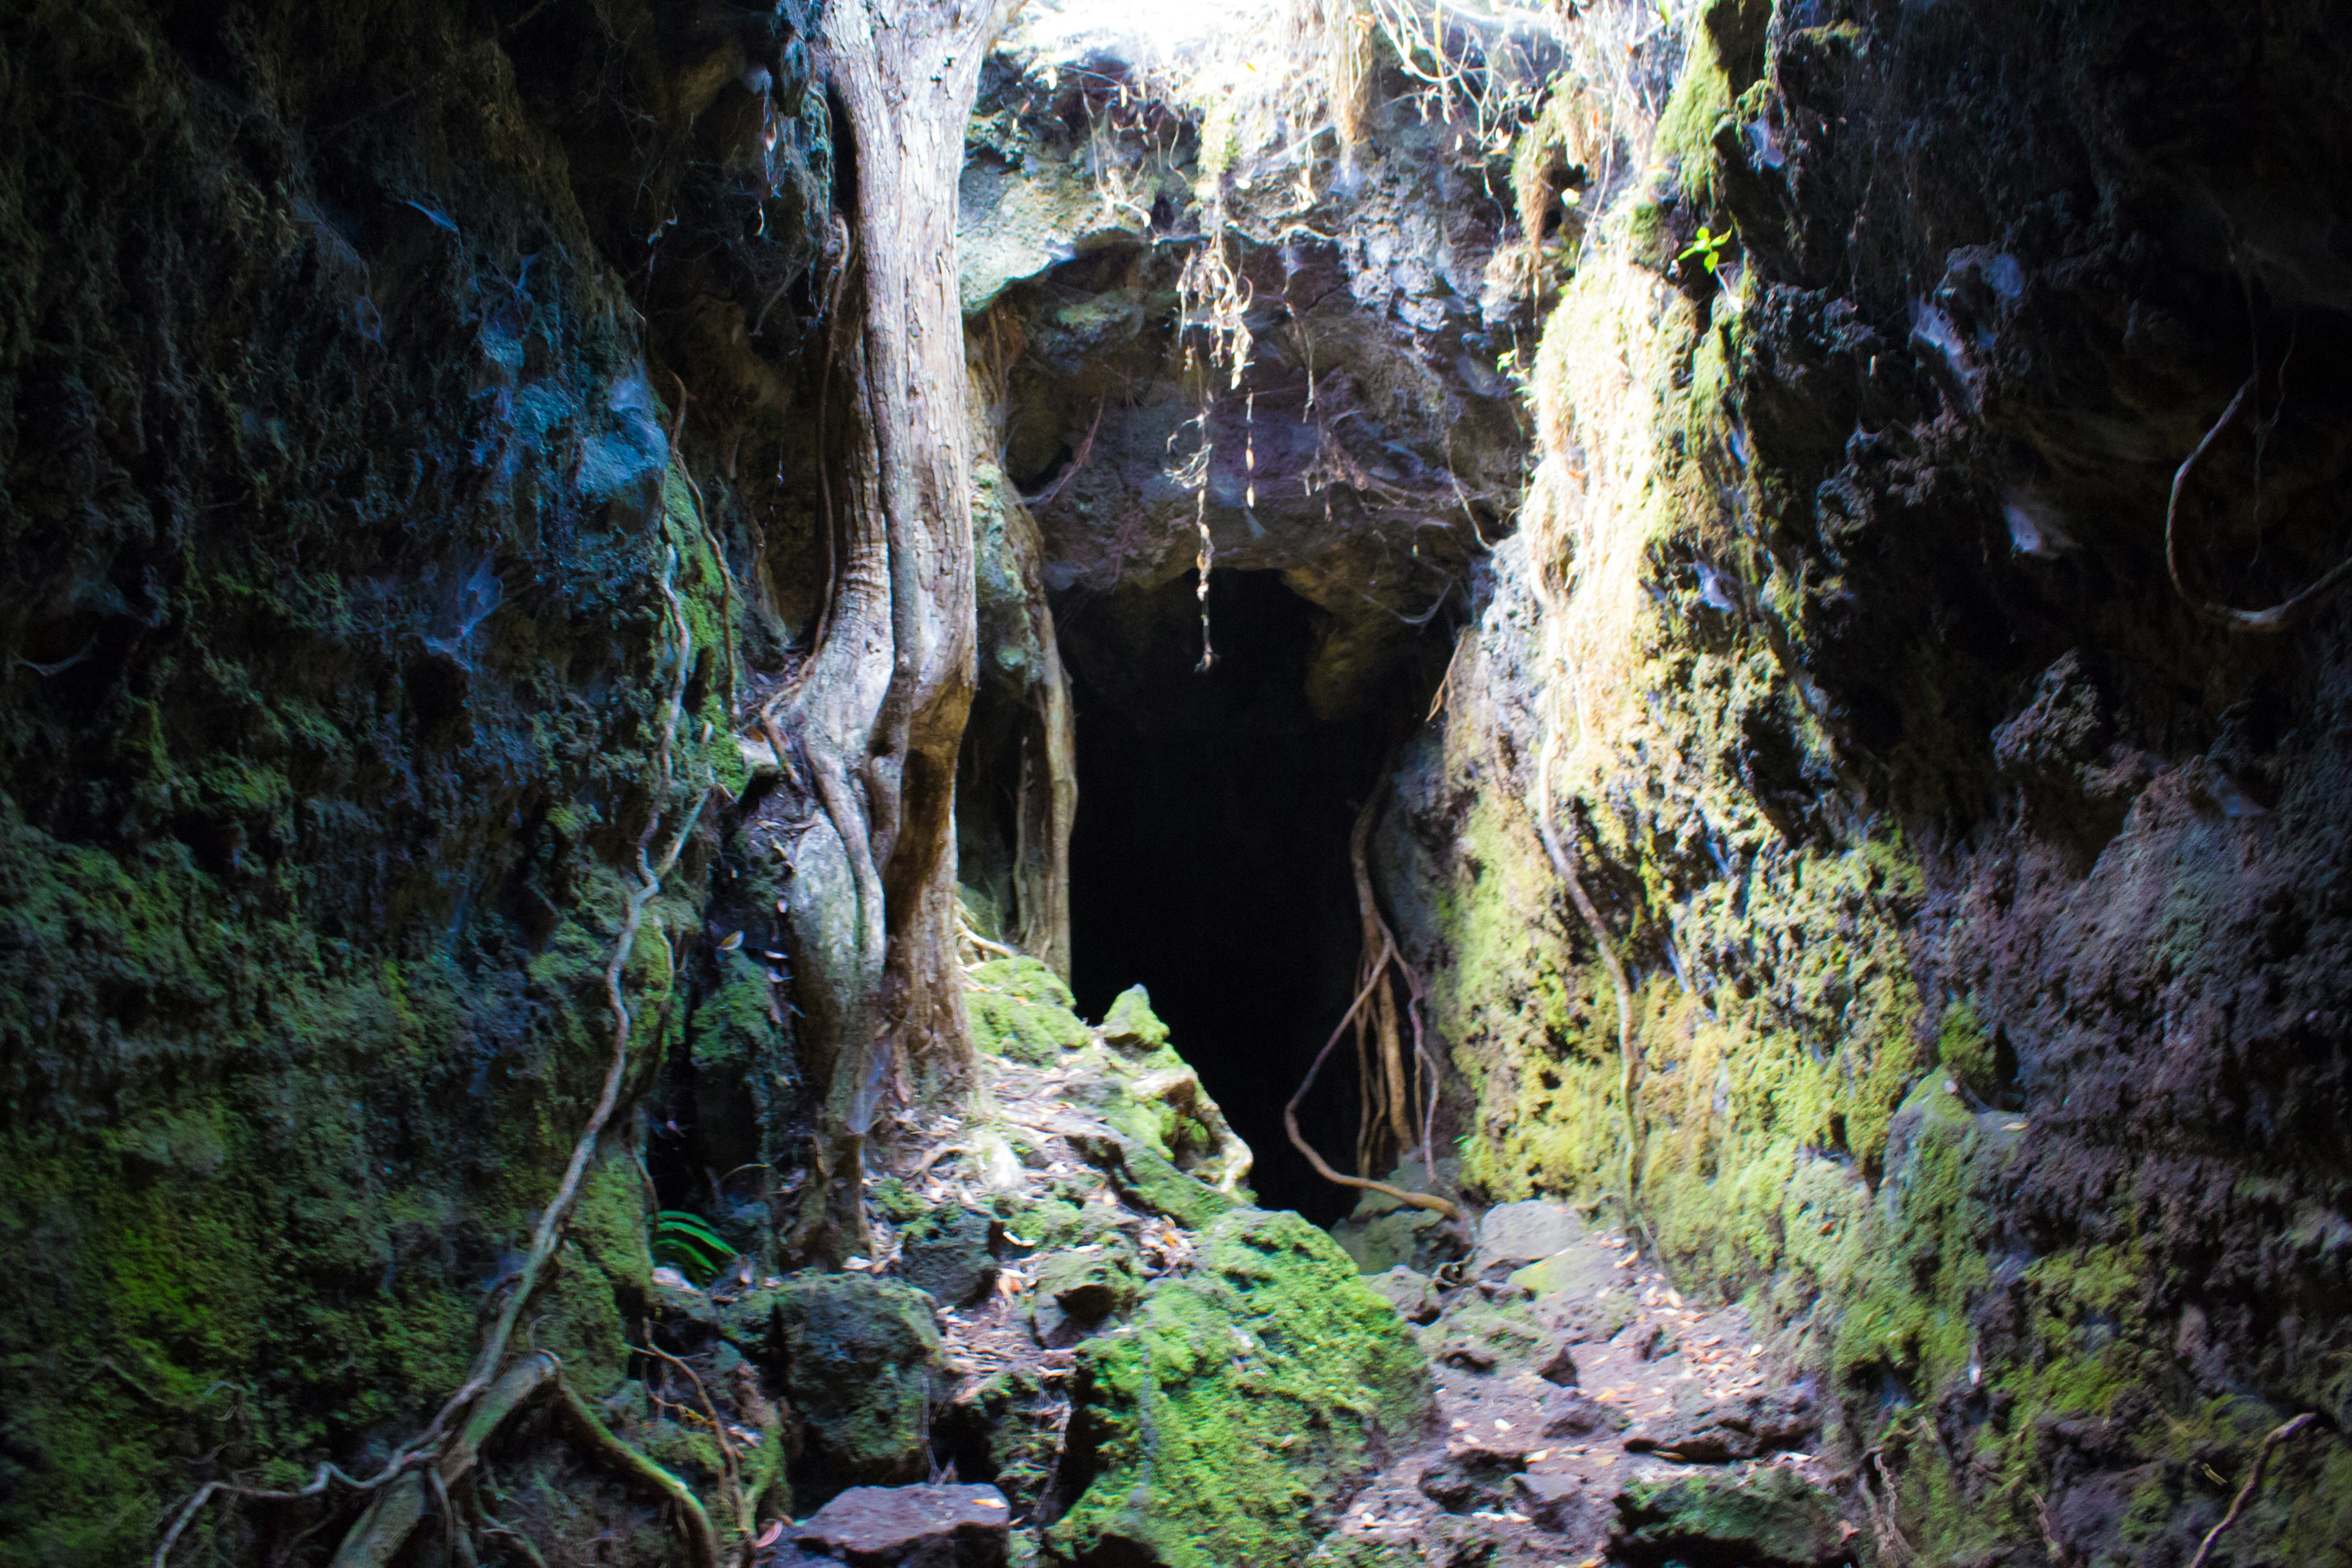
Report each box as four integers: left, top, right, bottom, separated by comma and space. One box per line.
1045, 1208, 1434, 1567
1610, 1468, 1853, 1566
789, 1483, 1012, 1567
1472, 1200, 1585, 1272
902, 1207, 999, 1308
751, 1275, 952, 1498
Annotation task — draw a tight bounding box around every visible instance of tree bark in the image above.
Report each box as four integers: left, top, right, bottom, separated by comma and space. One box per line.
781, 0, 1017, 1259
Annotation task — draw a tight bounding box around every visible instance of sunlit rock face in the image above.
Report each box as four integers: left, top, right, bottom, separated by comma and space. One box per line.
960, 0, 1561, 720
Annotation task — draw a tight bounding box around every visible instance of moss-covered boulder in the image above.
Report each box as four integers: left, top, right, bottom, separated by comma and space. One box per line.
1610, 1468, 1852, 1567
745, 1275, 952, 1501
903, 1205, 1001, 1308
1098, 986, 1170, 1056
1030, 1246, 1144, 1344
1044, 1208, 1434, 1567
970, 957, 1093, 1065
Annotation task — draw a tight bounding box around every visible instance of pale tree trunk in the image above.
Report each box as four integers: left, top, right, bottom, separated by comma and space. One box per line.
1012, 613, 1076, 978
780, 0, 1017, 1260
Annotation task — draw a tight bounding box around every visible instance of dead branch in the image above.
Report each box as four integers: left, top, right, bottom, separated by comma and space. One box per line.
2166, 378, 2352, 633
2183, 1412, 2322, 1568
1286, 932, 1466, 1222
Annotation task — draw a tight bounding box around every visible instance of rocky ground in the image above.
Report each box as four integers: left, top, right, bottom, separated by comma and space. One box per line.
615, 947, 1858, 1567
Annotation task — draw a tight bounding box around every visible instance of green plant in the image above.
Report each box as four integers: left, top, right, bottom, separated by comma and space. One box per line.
654, 1210, 739, 1283
1678, 223, 1732, 277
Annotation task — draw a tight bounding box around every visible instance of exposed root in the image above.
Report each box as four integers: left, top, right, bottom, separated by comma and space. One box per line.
328, 1355, 560, 1568
2183, 1412, 2323, 1568
1860, 1447, 1915, 1566
1286, 933, 1466, 1222
2167, 377, 2352, 633
1348, 783, 1430, 1176
630, 1340, 748, 1544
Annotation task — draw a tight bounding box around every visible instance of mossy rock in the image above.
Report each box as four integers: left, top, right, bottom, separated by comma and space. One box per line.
1427, 1298, 1546, 1375
902, 1205, 1000, 1307
971, 957, 1092, 1065
748, 1274, 951, 1501
1099, 986, 1170, 1056
1610, 1467, 1852, 1566
1045, 1208, 1434, 1567
938, 1369, 1062, 1510
1030, 1246, 1144, 1344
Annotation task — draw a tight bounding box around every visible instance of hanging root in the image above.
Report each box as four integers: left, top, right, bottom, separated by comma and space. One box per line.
1286, 933, 1466, 1222
2167, 377, 2352, 633
2182, 1412, 2326, 1568
1347, 782, 1433, 1177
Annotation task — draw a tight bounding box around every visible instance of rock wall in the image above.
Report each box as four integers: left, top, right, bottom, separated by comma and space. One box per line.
0, 1, 829, 1559
1386, 0, 2352, 1559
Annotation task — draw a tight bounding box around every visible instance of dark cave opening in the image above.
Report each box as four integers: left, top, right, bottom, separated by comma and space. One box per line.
1060, 569, 1439, 1225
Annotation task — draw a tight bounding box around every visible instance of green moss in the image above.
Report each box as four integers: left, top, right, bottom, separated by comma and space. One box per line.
1937, 1000, 1998, 1102
1045, 1208, 1431, 1567
1099, 985, 1171, 1055
1653, 32, 1735, 214
970, 956, 1093, 1065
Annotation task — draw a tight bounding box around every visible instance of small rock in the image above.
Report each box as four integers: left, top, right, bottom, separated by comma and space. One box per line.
790, 1483, 1012, 1566
1534, 1341, 1580, 1385
1419, 1446, 1524, 1512
1630, 1319, 1679, 1361
1511, 1471, 1585, 1532
1366, 1265, 1444, 1325
1028, 1247, 1140, 1345
1474, 1200, 1585, 1272
1542, 1389, 1624, 1439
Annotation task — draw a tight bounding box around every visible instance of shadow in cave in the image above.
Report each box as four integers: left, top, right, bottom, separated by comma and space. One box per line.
1061, 570, 1440, 1226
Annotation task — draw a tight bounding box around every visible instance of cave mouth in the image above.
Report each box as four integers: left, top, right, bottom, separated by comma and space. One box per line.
1060, 568, 1442, 1224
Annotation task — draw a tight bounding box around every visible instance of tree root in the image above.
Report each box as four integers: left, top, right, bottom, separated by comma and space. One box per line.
2182, 1412, 2324, 1568
1286, 933, 1466, 1222
2167, 377, 2352, 633
329, 1355, 559, 1568
1346, 781, 1439, 1177
549, 1374, 722, 1568
630, 1339, 749, 1543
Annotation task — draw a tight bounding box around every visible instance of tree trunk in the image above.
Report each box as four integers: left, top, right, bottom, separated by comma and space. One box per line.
781, 0, 1016, 1259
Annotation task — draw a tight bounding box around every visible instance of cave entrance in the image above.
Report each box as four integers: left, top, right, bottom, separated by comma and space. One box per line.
1059, 568, 1439, 1224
